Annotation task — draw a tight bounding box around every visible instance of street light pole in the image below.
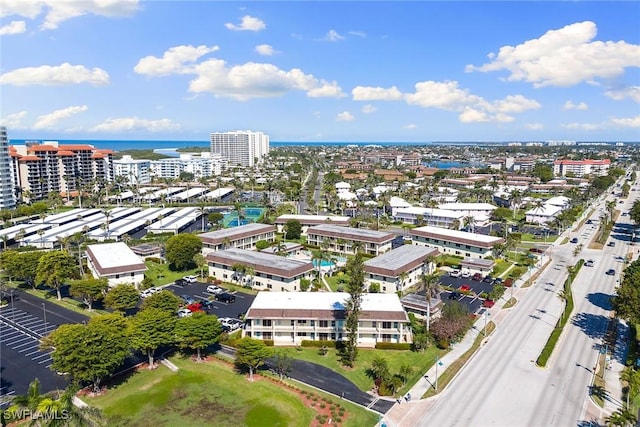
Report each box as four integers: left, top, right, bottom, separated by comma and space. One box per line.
10, 289, 14, 322
42, 303, 47, 334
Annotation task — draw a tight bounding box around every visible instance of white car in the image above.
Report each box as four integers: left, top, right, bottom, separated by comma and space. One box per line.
449, 270, 461, 278
206, 285, 223, 295
183, 275, 197, 283
461, 271, 471, 278
177, 308, 192, 318
140, 287, 160, 298
219, 317, 242, 331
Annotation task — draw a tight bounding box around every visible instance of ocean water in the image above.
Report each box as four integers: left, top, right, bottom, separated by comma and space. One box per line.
9, 139, 429, 151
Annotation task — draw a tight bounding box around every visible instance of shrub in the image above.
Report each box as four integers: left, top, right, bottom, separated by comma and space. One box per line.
263, 339, 274, 347
374, 342, 411, 350
146, 257, 162, 264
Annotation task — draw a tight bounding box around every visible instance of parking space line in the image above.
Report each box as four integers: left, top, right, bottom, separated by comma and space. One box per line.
19, 319, 44, 328
32, 352, 52, 360
25, 348, 44, 357
0, 331, 24, 341
7, 336, 35, 347
38, 358, 52, 365
18, 343, 40, 353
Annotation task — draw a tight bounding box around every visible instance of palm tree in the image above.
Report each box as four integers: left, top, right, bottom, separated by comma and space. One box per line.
605, 407, 637, 426
509, 189, 523, 219
421, 272, 441, 332
620, 366, 640, 408
463, 215, 475, 233
1, 234, 8, 250
397, 271, 409, 293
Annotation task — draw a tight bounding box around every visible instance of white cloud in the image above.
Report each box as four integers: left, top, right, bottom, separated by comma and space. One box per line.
307, 81, 345, 98
352, 86, 403, 101
255, 44, 277, 56
525, 123, 544, 130
0, 20, 26, 35
324, 29, 344, 42
361, 104, 377, 114
404, 80, 539, 123
605, 86, 640, 103
336, 111, 354, 121
563, 100, 589, 110
611, 115, 640, 128
0, 63, 109, 86
90, 117, 180, 133
134, 45, 219, 76
466, 21, 640, 87
404, 124, 417, 129
0, 111, 27, 128
225, 15, 265, 32
33, 105, 88, 130
348, 31, 366, 38
139, 45, 343, 101
1, 0, 140, 30
562, 122, 606, 131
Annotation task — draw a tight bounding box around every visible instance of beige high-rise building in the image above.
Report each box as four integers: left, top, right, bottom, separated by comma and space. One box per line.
210, 130, 269, 167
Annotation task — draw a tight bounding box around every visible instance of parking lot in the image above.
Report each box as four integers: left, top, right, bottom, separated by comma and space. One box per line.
0, 291, 87, 408
165, 281, 255, 321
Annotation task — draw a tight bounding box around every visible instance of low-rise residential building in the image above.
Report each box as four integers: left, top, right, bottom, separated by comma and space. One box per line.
306, 224, 395, 256
410, 226, 504, 258
460, 257, 495, 277
525, 204, 563, 225
363, 245, 440, 293
199, 223, 276, 252
274, 214, 350, 235
205, 248, 313, 292
260, 242, 304, 256
85, 242, 147, 288
243, 291, 412, 347
393, 207, 464, 229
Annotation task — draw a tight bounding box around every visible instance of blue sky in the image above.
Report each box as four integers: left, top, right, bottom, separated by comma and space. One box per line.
1, 1, 639, 142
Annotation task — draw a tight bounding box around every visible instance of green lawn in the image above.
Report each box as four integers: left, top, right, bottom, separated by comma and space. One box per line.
143, 261, 200, 286
325, 272, 350, 292
86, 358, 315, 427
285, 346, 442, 396
491, 259, 513, 277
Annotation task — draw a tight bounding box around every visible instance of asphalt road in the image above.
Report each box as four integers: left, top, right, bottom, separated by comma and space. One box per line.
410, 183, 635, 426
165, 281, 255, 320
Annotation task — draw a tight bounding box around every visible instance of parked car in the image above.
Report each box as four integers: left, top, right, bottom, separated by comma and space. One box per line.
570, 238, 579, 243
206, 285, 223, 295
180, 294, 197, 305
472, 273, 482, 281
482, 276, 494, 283
197, 299, 214, 310
607, 241, 616, 247
585, 260, 595, 267
459, 285, 472, 292
219, 317, 243, 331
449, 270, 461, 278
177, 308, 192, 318
140, 287, 160, 298
482, 299, 495, 308
174, 278, 188, 287
461, 271, 471, 278
448, 291, 460, 300
605, 269, 616, 276
493, 277, 503, 284
182, 275, 197, 283
216, 292, 236, 304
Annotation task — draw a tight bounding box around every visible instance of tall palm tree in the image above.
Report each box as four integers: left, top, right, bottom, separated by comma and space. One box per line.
421, 272, 441, 332
509, 189, 523, 219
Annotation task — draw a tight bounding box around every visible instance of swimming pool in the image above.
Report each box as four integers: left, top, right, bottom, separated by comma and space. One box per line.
313, 259, 335, 268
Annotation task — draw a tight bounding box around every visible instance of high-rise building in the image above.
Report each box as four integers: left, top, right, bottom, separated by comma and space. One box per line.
0, 127, 16, 209
113, 155, 152, 185
149, 152, 227, 180
210, 130, 269, 167
10, 141, 114, 202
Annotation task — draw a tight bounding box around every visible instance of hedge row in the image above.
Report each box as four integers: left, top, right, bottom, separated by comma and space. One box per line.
300, 340, 337, 348
375, 342, 411, 350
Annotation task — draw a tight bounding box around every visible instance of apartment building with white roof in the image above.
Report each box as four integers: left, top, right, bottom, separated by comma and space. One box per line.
363, 245, 440, 293
85, 242, 147, 287
306, 224, 395, 256
410, 226, 504, 258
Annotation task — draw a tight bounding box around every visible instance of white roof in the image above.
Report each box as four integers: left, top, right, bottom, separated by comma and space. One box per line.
525, 205, 563, 217
86, 242, 144, 269
249, 291, 405, 313
337, 191, 357, 200
395, 207, 465, 219
545, 196, 570, 207
390, 196, 412, 208
275, 214, 350, 222
335, 181, 351, 189
438, 203, 497, 211
412, 225, 504, 244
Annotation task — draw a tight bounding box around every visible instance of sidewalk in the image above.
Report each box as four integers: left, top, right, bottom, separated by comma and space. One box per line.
602, 319, 630, 415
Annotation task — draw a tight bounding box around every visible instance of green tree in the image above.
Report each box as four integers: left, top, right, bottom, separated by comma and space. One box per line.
0, 250, 44, 287
193, 253, 208, 279
255, 240, 270, 250
142, 290, 183, 313
343, 250, 365, 366
629, 199, 640, 225
235, 337, 273, 381
369, 356, 390, 384
104, 283, 140, 312
284, 219, 302, 240
35, 250, 78, 300
69, 277, 109, 311
40, 313, 130, 392
174, 312, 223, 360
491, 207, 512, 222
165, 233, 203, 271
207, 212, 224, 227
612, 259, 640, 325
272, 350, 292, 380
532, 163, 554, 183
129, 308, 176, 369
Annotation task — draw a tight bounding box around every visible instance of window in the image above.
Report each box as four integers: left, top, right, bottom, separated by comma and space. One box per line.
297, 320, 307, 325
382, 334, 392, 342
296, 332, 307, 337
319, 333, 329, 340
310, 320, 315, 326
371, 321, 377, 328
382, 322, 392, 329
263, 320, 272, 327
130, 272, 135, 277
267, 284, 272, 289
263, 332, 272, 340
115, 274, 120, 279
291, 320, 295, 326
331, 321, 336, 327
319, 320, 328, 328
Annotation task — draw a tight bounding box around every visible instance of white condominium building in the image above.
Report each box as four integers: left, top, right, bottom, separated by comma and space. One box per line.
149, 153, 227, 180
210, 130, 269, 167
113, 155, 151, 185
0, 127, 16, 209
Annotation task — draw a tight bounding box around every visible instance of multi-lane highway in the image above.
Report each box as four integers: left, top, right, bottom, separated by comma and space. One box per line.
404, 184, 636, 427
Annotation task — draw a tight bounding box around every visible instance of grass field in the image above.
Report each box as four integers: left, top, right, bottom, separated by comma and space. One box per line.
84, 358, 322, 427
285, 346, 442, 396
144, 261, 200, 286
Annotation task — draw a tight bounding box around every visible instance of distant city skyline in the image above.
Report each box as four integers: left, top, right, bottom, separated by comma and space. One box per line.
1, 1, 639, 142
